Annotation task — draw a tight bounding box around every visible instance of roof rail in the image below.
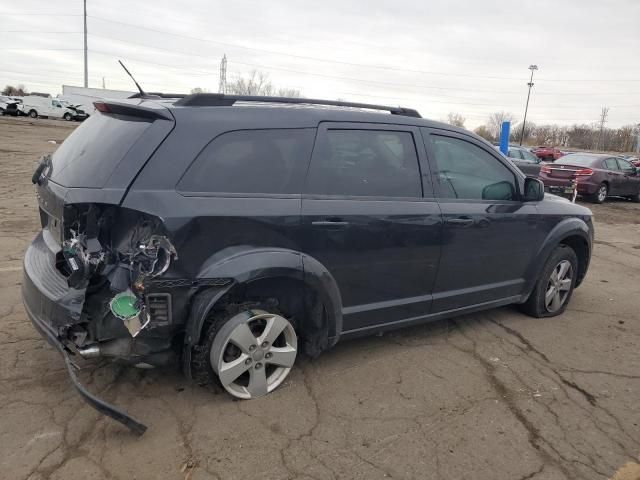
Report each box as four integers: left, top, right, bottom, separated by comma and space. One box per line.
173, 94, 421, 118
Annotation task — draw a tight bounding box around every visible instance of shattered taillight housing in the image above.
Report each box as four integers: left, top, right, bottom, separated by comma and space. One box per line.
59, 204, 177, 337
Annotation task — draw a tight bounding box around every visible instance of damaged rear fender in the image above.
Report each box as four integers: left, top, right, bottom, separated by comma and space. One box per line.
182, 247, 343, 365
58, 204, 178, 339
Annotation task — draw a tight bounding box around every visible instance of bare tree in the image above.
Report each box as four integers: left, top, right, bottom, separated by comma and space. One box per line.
446, 112, 466, 128
276, 87, 302, 98
226, 70, 301, 97
2, 84, 28, 96
487, 111, 516, 140
190, 87, 209, 94
511, 121, 536, 144
474, 125, 493, 141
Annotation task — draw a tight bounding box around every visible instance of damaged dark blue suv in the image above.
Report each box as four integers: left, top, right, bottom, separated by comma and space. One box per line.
23, 94, 593, 434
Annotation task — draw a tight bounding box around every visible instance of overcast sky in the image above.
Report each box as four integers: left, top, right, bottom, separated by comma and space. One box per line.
2, 0, 639, 128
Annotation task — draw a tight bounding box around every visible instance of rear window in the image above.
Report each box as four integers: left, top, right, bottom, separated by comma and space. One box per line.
49, 113, 152, 188
178, 129, 315, 195
558, 154, 597, 167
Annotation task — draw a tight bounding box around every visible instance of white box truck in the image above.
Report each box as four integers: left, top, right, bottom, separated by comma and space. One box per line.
21, 96, 76, 120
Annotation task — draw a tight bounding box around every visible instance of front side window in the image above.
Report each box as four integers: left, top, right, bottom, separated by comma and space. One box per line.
617, 158, 635, 174
178, 129, 315, 194
429, 134, 517, 201
305, 129, 422, 197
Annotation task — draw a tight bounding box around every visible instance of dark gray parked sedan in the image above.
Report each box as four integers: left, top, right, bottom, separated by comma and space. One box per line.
494, 144, 542, 176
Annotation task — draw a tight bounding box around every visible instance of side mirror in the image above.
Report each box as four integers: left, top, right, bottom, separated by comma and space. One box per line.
523, 177, 544, 202
482, 181, 515, 200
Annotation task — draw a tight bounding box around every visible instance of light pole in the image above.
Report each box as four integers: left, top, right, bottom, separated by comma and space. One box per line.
519, 64, 538, 146
83, 0, 88, 88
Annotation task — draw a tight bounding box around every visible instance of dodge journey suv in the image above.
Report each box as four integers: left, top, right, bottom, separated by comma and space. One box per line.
23, 94, 593, 434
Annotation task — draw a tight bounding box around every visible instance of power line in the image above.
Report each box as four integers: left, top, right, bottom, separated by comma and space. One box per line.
339, 90, 640, 109
85, 39, 640, 107
83, 31, 640, 97
0, 31, 83, 33
80, 15, 554, 82
88, 49, 215, 75
5, 13, 83, 16
0, 48, 83, 51
83, 0, 88, 87
86, 15, 640, 83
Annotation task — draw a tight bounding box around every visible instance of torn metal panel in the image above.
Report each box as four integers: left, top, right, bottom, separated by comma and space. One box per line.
57, 204, 179, 340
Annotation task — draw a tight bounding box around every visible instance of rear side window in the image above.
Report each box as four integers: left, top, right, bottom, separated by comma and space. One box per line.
178, 129, 315, 194
520, 149, 539, 163
508, 149, 523, 160
305, 129, 422, 197
50, 113, 152, 188
429, 134, 517, 201
603, 158, 620, 170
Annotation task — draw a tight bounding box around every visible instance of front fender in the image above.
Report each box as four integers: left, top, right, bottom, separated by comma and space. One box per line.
183, 246, 343, 351
523, 217, 592, 296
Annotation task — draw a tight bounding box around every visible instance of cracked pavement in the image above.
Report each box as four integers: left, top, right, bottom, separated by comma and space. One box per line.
1, 117, 639, 480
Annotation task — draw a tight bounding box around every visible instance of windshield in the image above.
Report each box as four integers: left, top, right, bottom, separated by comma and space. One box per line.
558, 154, 597, 167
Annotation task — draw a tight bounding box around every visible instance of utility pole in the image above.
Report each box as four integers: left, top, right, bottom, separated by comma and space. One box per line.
598, 107, 609, 150
83, 0, 88, 88
519, 64, 538, 146
102, 76, 105, 89
218, 54, 227, 94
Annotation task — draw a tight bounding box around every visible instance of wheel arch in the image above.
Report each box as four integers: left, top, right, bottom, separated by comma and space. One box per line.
523, 218, 592, 297
182, 247, 342, 376
558, 234, 590, 287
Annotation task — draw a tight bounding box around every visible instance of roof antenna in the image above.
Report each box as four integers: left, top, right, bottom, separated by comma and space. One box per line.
118, 60, 146, 97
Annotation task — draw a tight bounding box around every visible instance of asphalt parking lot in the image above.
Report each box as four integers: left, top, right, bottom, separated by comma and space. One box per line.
1, 116, 639, 480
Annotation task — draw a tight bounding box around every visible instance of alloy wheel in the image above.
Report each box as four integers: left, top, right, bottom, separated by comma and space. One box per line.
545, 260, 573, 313
597, 185, 607, 202
210, 310, 297, 399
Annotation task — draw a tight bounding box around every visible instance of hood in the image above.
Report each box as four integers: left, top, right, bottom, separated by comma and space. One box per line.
541, 193, 593, 216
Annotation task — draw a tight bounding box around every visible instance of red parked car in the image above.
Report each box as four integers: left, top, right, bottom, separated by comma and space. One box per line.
539, 153, 640, 203
532, 146, 565, 161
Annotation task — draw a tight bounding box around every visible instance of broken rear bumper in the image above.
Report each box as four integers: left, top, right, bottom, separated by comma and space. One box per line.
22, 231, 147, 435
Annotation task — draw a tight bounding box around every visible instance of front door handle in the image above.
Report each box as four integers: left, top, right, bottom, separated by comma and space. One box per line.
312, 218, 349, 227
446, 216, 475, 226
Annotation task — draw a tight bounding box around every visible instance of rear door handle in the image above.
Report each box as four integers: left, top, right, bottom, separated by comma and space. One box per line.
446, 216, 475, 226
312, 218, 349, 227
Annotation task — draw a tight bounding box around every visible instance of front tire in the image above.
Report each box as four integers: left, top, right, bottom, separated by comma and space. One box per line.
63, 112, 72, 121
520, 245, 578, 318
192, 305, 298, 399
